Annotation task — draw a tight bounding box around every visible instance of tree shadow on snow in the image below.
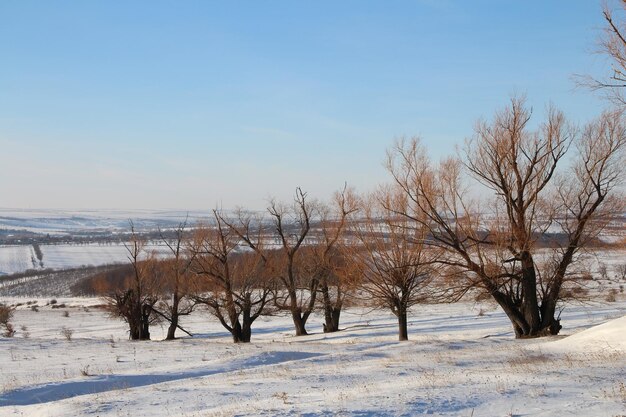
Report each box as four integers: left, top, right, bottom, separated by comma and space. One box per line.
0, 350, 324, 407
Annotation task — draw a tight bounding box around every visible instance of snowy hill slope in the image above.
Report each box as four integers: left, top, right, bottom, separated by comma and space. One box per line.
548, 314, 626, 352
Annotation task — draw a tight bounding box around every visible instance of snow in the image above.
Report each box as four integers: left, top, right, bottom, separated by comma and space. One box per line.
0, 243, 170, 275
0, 208, 213, 235
0, 246, 34, 275
0, 299, 625, 416
546, 314, 626, 353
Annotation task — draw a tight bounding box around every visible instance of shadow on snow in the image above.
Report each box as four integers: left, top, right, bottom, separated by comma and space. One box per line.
0, 351, 323, 407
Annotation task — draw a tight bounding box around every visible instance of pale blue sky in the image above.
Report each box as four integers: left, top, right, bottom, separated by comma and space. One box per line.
0, 1, 611, 209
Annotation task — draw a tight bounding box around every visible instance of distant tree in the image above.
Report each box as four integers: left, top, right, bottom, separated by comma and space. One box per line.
313, 186, 359, 333
267, 189, 319, 336
349, 191, 437, 341
156, 220, 195, 340
191, 210, 273, 343
233, 188, 317, 336
106, 223, 160, 340
385, 99, 626, 338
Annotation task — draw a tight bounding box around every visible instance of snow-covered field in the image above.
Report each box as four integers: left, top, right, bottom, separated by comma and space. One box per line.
1, 299, 625, 417
0, 243, 170, 276
0, 208, 208, 235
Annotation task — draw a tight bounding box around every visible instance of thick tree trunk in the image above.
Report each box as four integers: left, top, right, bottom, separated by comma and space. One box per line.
520, 252, 541, 335
166, 312, 179, 340
129, 320, 141, 340
493, 294, 561, 338
231, 320, 244, 343
323, 307, 341, 333
239, 320, 252, 343
397, 309, 408, 341
139, 304, 151, 340
230, 316, 253, 343
539, 297, 562, 336
292, 311, 308, 336
321, 284, 342, 333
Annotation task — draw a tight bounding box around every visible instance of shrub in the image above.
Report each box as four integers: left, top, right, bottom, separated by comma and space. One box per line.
60, 327, 74, 341
0, 304, 15, 337
606, 288, 618, 302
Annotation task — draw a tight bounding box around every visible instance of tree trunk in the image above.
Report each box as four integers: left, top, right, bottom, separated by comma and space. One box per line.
231, 320, 243, 343
520, 253, 541, 335
166, 312, 179, 340
323, 307, 341, 333
495, 296, 561, 338
539, 297, 562, 336
140, 304, 151, 340
493, 294, 531, 338
397, 309, 408, 341
321, 283, 342, 333
166, 294, 180, 340
228, 308, 254, 343
292, 311, 308, 336
240, 319, 252, 343
129, 320, 141, 340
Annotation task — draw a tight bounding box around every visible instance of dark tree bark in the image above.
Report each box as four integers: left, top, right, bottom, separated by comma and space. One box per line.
397, 308, 408, 341
292, 310, 309, 336
322, 287, 342, 334
165, 293, 180, 340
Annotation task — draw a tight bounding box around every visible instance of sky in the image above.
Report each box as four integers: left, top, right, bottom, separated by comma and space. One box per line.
0, 1, 614, 210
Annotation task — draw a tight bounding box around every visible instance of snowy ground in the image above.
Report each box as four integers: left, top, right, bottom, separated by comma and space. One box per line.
0, 208, 208, 235
1, 298, 625, 417
0, 243, 169, 276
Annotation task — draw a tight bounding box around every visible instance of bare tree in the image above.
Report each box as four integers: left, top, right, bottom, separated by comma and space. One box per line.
191, 210, 273, 343
106, 223, 160, 340
314, 185, 359, 333
234, 188, 317, 336
385, 99, 626, 338
349, 191, 437, 341
579, 0, 626, 106
156, 220, 195, 340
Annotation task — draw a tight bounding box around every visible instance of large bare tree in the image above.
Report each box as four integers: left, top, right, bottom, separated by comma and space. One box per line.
386, 98, 626, 338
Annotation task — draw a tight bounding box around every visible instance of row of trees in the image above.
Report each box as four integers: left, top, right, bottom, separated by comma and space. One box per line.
94, 0, 626, 340
99, 98, 625, 342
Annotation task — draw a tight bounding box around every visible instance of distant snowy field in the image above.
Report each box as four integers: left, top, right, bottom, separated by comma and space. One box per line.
0, 299, 625, 416
0, 208, 209, 234
0, 208, 218, 275
0, 243, 169, 276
